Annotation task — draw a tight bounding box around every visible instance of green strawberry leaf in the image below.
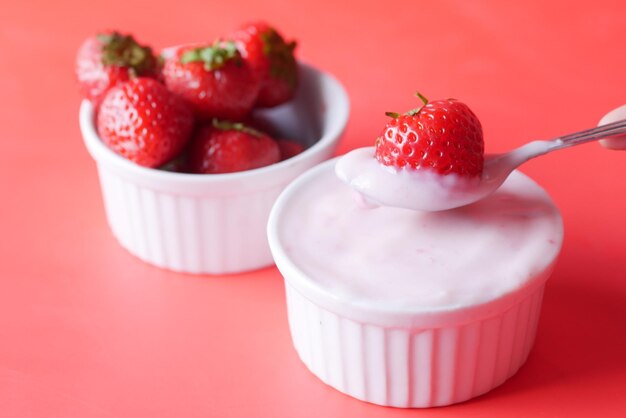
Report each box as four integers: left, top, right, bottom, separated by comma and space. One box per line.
180, 41, 241, 71
211, 119, 264, 137
98, 32, 156, 76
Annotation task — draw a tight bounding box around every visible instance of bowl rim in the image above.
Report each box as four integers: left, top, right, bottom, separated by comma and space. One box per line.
79, 62, 350, 184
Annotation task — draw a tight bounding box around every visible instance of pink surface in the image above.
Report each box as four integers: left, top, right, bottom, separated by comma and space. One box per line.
1, 1, 626, 416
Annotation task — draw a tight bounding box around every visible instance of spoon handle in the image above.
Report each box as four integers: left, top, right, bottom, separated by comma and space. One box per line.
549, 118, 626, 150
487, 118, 626, 173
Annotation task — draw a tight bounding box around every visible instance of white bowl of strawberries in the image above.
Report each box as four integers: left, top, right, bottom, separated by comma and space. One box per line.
78, 23, 349, 274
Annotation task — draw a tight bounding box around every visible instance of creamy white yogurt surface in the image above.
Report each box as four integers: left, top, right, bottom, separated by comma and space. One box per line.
276, 160, 563, 312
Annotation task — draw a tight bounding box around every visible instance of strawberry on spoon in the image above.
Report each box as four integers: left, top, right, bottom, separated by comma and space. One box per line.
336, 94, 626, 212
374, 92, 484, 176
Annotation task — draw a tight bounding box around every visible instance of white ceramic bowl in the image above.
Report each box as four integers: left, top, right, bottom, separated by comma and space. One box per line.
80, 63, 349, 274
268, 159, 562, 408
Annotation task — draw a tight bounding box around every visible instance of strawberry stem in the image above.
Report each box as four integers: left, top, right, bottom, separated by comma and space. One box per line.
97, 32, 157, 76
405, 91, 430, 116
181, 41, 241, 71
260, 28, 297, 87
386, 92, 430, 118
415, 91, 429, 105
212, 119, 264, 137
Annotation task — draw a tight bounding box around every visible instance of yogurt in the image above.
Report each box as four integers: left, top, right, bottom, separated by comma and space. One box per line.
273, 158, 563, 314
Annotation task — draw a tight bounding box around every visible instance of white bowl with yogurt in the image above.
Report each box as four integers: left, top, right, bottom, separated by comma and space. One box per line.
267, 157, 563, 407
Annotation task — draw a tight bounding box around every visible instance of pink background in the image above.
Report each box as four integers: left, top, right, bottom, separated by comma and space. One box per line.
2, 0, 626, 416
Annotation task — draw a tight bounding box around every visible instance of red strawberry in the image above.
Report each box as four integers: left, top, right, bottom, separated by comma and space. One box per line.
162, 41, 260, 120
76, 31, 160, 104
97, 78, 194, 168
188, 120, 280, 174
277, 139, 305, 160
231, 22, 298, 107
375, 93, 484, 177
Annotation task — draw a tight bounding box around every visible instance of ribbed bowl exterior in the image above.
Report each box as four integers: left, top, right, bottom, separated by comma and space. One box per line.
285, 282, 546, 408
96, 165, 285, 274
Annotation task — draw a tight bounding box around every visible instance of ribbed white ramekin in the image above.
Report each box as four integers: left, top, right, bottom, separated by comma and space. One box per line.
283, 281, 547, 408
267, 159, 561, 408
80, 63, 349, 274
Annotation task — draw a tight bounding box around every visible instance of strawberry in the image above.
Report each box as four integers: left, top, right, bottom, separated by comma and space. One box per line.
231, 22, 298, 107
76, 31, 160, 104
375, 93, 484, 177
162, 41, 260, 120
188, 120, 280, 174
277, 139, 305, 160
97, 78, 194, 168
